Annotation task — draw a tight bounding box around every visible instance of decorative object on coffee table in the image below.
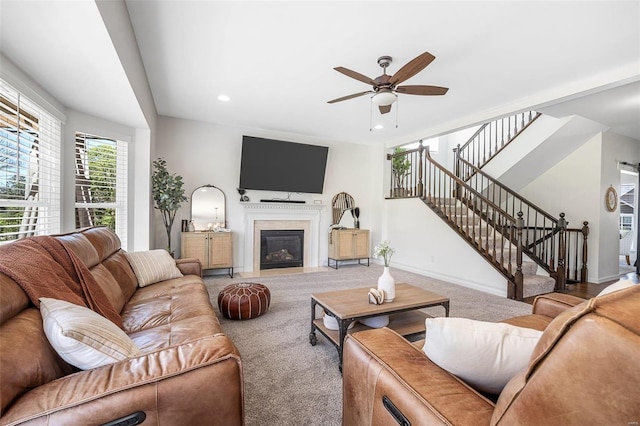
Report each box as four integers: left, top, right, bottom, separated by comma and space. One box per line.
374, 240, 396, 302
368, 288, 385, 305
218, 282, 271, 320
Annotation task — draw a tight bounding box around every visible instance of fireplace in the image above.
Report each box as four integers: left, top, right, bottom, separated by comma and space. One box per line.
243, 203, 324, 273
260, 230, 304, 270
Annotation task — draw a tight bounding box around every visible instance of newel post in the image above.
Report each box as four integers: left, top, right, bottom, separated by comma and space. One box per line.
452, 144, 461, 199
512, 211, 524, 301
580, 221, 589, 283
556, 213, 567, 292
417, 144, 424, 198
386, 153, 393, 198
453, 144, 460, 179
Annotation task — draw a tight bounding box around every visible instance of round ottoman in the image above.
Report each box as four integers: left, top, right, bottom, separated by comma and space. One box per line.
217, 282, 271, 320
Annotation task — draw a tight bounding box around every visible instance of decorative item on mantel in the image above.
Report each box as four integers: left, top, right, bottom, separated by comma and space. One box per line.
237, 188, 250, 202
374, 240, 396, 302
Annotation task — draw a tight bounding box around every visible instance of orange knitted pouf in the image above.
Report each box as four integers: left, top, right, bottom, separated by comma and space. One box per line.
217, 282, 271, 320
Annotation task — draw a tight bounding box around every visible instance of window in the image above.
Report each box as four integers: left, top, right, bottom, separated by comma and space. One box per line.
0, 80, 61, 242
74, 132, 128, 248
620, 214, 633, 231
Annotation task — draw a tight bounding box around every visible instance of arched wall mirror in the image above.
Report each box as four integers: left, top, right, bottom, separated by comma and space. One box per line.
191, 185, 226, 230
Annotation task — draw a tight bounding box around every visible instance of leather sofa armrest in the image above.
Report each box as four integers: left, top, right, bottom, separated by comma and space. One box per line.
343, 328, 494, 426
1, 334, 243, 426
176, 258, 202, 277
532, 293, 586, 318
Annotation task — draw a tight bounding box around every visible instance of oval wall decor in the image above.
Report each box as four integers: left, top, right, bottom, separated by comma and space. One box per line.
605, 186, 618, 212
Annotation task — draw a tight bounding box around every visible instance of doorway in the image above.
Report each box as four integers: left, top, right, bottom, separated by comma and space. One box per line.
619, 169, 637, 274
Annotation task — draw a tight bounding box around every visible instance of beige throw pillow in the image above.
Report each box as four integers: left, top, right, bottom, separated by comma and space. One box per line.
423, 317, 543, 394
40, 298, 141, 370
125, 249, 183, 287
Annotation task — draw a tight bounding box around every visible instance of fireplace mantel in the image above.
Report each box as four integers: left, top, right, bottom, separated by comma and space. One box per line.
242, 203, 324, 272
241, 202, 324, 212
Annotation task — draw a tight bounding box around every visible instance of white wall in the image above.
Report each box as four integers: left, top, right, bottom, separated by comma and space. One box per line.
519, 131, 640, 283
96, 0, 158, 251
383, 198, 508, 296
600, 131, 640, 278
519, 134, 602, 280
155, 116, 379, 271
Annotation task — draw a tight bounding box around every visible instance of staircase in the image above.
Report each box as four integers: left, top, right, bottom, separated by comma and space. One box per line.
387, 111, 589, 300
455, 110, 541, 172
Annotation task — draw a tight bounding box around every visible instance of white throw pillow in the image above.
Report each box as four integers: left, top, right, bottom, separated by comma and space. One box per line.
423, 317, 543, 394
597, 279, 635, 297
40, 298, 141, 370
125, 249, 183, 287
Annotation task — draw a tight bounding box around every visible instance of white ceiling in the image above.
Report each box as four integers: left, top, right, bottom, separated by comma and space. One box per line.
1, 1, 639, 145
0, 0, 146, 129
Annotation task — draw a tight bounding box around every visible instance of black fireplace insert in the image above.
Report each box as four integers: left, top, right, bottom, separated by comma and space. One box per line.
260, 229, 304, 270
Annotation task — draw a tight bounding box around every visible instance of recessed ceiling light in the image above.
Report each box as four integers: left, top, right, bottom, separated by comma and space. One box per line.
374, 124, 384, 130
217, 94, 230, 102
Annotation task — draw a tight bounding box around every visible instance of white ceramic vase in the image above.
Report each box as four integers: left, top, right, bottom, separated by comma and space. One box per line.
377, 266, 396, 302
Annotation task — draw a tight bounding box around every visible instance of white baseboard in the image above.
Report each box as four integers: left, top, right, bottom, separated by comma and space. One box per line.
388, 260, 508, 298
596, 274, 624, 284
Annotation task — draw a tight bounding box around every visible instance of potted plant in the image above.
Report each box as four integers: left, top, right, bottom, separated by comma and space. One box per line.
152, 158, 187, 256
392, 147, 411, 197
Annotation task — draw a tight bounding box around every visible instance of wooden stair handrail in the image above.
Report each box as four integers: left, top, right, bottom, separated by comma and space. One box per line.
457, 157, 559, 224
455, 111, 541, 172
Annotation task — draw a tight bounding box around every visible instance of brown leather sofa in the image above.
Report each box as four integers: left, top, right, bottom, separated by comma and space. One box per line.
343, 287, 640, 425
0, 227, 243, 426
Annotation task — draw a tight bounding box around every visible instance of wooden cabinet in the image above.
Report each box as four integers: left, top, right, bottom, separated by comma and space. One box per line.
181, 231, 233, 277
328, 229, 370, 269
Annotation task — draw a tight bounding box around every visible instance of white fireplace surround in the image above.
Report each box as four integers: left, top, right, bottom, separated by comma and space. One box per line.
242, 203, 324, 272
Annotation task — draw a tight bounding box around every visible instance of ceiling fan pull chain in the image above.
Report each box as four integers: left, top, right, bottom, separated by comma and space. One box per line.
395, 98, 399, 129
369, 97, 373, 132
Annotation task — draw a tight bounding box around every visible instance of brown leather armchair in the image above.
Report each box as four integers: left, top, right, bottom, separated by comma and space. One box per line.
343, 286, 640, 425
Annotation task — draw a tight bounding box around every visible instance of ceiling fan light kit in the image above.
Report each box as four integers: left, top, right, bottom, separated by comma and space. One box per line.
371, 90, 397, 106
328, 51, 449, 116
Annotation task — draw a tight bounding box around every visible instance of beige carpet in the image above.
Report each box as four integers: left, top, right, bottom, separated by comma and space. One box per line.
204, 264, 533, 426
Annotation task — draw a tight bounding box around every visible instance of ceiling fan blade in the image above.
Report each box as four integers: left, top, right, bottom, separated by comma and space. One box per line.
395, 85, 449, 96
389, 52, 436, 86
334, 67, 377, 86
327, 91, 373, 104
379, 104, 392, 114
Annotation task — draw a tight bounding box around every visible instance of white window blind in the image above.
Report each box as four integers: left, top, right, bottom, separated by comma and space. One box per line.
0, 80, 61, 242
74, 132, 128, 248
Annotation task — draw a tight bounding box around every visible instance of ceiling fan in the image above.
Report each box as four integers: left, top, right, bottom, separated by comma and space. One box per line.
328, 52, 448, 114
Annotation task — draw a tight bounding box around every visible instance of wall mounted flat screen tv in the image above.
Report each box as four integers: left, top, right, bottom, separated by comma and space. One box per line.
239, 136, 329, 194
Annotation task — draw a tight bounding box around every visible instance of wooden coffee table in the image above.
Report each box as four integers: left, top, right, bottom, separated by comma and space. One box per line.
309, 283, 449, 370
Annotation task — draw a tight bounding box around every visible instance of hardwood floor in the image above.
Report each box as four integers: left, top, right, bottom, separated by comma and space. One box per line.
523, 272, 639, 304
